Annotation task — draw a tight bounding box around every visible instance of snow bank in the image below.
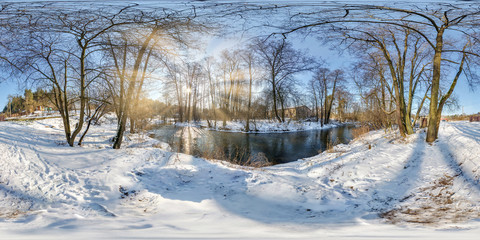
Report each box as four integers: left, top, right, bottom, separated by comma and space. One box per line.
0, 117, 479, 239
174, 119, 342, 133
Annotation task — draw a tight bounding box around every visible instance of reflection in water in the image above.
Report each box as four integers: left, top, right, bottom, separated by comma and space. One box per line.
153, 125, 355, 165
174, 126, 204, 155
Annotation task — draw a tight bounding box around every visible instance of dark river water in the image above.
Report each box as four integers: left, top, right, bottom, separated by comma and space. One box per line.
151, 125, 355, 165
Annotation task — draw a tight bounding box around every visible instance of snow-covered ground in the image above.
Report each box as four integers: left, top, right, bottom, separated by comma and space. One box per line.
0, 117, 480, 239
5, 113, 61, 121
174, 119, 342, 133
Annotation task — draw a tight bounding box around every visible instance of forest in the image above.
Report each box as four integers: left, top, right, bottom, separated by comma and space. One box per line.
1, 2, 478, 147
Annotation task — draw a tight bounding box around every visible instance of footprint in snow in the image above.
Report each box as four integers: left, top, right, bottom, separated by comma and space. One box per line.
127, 224, 153, 229
87, 203, 115, 217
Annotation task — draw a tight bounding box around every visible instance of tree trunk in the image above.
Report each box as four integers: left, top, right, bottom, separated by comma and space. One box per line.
413, 85, 430, 127
313, 85, 318, 122
113, 28, 158, 149
322, 81, 327, 125
60, 61, 73, 146
320, 100, 324, 127
325, 75, 338, 124
79, 103, 105, 146
272, 76, 282, 122
279, 93, 285, 122
130, 117, 135, 133
426, 29, 445, 143
246, 61, 253, 132
68, 46, 88, 146
432, 49, 465, 140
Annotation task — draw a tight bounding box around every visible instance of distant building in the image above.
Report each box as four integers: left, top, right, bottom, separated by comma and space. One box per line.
470, 113, 480, 122
282, 105, 312, 120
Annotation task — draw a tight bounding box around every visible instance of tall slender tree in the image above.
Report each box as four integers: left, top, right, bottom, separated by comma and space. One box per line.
255, 38, 314, 122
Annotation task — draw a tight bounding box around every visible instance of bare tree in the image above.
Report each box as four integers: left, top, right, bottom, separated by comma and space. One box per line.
2, 3, 143, 146
311, 67, 344, 125
218, 49, 243, 126
346, 27, 430, 136
324, 69, 343, 124
279, 3, 480, 141
312, 67, 327, 126
55, 6, 137, 146
308, 77, 320, 122
203, 56, 218, 128
334, 87, 353, 122
163, 59, 186, 123
255, 38, 314, 122
240, 46, 262, 131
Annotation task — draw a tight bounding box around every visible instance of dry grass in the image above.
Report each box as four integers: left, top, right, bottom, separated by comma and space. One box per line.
202, 146, 272, 168
325, 138, 341, 153
381, 174, 480, 226
5, 116, 60, 122
351, 125, 371, 140
0, 208, 30, 219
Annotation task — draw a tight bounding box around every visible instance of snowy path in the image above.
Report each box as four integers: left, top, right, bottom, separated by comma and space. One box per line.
0, 119, 479, 239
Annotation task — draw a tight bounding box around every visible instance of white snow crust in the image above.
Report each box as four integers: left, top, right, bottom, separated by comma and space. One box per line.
0, 117, 479, 239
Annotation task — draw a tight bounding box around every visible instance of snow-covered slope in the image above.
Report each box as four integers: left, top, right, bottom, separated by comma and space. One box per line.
0, 118, 479, 239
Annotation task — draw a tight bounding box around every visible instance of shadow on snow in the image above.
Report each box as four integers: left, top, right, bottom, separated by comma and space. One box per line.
136, 135, 429, 226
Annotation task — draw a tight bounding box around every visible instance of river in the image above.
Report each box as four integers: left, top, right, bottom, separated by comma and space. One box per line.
151, 125, 355, 165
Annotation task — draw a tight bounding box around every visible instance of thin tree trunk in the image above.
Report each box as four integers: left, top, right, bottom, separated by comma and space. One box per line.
113, 28, 158, 149
68, 46, 87, 146
246, 60, 253, 132
279, 92, 285, 122
272, 74, 282, 122
325, 74, 338, 124
433, 51, 466, 139
78, 103, 104, 146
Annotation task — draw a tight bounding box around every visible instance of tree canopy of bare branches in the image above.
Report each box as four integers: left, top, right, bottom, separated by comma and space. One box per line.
277, 3, 480, 142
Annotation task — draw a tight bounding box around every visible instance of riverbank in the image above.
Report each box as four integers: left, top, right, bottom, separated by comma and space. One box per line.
0, 117, 479, 239
173, 119, 347, 133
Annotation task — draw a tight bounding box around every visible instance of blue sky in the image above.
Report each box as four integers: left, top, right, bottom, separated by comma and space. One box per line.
0, 81, 18, 110
452, 78, 479, 115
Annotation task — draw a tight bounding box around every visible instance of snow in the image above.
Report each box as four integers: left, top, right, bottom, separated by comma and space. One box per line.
174, 119, 342, 133
0, 117, 480, 239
